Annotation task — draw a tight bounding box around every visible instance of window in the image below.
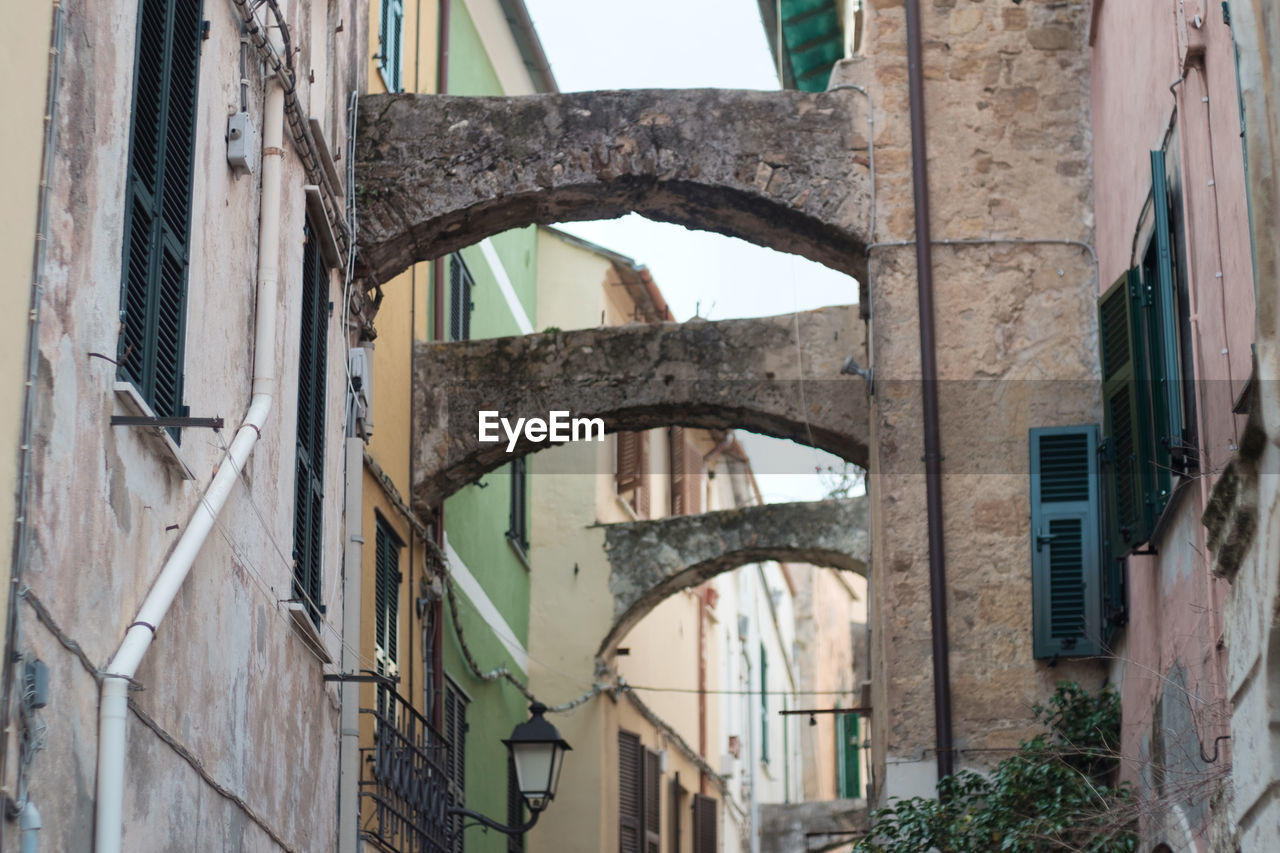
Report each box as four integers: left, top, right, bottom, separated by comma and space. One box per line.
668, 427, 702, 516
644, 748, 661, 853
445, 680, 469, 853
619, 730, 643, 853
759, 644, 769, 764
449, 253, 474, 341
616, 431, 650, 517
836, 711, 860, 798
292, 225, 330, 627
373, 514, 404, 714
377, 0, 404, 92
1099, 150, 1198, 562
118, 0, 203, 434
508, 457, 528, 554
691, 794, 717, 853
669, 777, 685, 853
1029, 426, 1109, 659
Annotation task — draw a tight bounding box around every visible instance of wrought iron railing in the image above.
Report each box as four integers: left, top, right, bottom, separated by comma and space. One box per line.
360, 686, 452, 853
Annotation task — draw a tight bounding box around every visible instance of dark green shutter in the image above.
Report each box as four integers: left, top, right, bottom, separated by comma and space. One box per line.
292, 228, 329, 627
1099, 271, 1154, 557
759, 645, 769, 763
119, 0, 202, 433
449, 254, 473, 341
374, 515, 404, 667
508, 457, 528, 553
1149, 150, 1186, 456
1030, 426, 1104, 659
837, 712, 860, 798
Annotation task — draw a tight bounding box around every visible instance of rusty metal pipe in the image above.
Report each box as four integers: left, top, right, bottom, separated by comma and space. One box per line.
904, 0, 954, 782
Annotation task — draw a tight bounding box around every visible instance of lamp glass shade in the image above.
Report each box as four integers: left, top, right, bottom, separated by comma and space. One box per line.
504, 703, 571, 813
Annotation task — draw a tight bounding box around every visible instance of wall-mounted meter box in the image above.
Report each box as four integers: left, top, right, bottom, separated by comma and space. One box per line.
226, 111, 256, 177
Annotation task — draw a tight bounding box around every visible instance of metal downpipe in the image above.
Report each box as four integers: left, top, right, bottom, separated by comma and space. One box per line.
904, 0, 954, 782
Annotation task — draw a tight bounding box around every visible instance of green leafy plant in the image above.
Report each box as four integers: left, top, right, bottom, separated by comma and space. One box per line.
855, 682, 1136, 853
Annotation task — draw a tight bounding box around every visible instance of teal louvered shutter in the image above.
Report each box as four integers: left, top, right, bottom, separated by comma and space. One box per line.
1030, 426, 1104, 659
1099, 271, 1153, 557
374, 515, 404, 672
378, 0, 404, 92
119, 0, 203, 435
449, 254, 474, 341
292, 228, 329, 627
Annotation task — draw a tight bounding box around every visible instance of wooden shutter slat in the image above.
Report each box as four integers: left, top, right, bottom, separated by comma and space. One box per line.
644, 749, 661, 853
692, 794, 716, 853
619, 731, 643, 853
292, 229, 329, 627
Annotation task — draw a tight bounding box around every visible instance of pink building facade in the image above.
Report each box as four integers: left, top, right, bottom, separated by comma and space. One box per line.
1091, 1, 1253, 846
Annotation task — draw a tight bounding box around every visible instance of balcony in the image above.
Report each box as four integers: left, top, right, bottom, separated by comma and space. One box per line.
360, 687, 452, 853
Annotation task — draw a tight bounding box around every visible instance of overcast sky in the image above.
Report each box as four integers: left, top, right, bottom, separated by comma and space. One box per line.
523, 0, 858, 501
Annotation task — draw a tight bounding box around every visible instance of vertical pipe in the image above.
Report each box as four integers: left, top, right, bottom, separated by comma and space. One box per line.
903, 0, 954, 782
337, 438, 364, 853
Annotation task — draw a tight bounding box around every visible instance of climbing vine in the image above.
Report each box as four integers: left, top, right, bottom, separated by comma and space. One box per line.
855, 682, 1137, 853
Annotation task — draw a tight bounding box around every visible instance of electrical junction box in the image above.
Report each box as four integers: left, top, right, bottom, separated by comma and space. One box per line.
226, 110, 256, 177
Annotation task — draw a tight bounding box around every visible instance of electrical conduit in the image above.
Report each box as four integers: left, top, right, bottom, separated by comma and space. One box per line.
94, 72, 286, 853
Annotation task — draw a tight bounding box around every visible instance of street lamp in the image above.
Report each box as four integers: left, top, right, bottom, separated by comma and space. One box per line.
448, 702, 572, 841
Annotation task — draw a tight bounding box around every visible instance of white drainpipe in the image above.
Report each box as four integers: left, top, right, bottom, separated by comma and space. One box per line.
94, 74, 286, 853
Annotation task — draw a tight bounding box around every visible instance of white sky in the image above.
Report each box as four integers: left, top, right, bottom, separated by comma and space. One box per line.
523, 0, 857, 502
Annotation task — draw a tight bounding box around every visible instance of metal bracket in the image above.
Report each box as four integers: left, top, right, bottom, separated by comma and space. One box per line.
323, 669, 399, 688
111, 415, 225, 430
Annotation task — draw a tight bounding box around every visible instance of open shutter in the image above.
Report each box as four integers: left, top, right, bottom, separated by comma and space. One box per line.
643, 749, 661, 853
1149, 150, 1187, 459
1030, 426, 1104, 659
1099, 271, 1152, 558
445, 683, 468, 853
692, 795, 717, 853
119, 0, 201, 430
619, 731, 643, 853
508, 457, 528, 552
617, 432, 642, 494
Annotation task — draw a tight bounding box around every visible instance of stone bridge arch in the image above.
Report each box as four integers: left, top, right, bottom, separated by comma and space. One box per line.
411, 305, 867, 512
355, 89, 870, 288
597, 498, 868, 659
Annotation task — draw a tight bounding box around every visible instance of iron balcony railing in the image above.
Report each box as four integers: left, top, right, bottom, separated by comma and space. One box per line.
360, 686, 452, 853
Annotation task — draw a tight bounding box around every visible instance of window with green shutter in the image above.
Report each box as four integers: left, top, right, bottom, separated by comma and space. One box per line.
373, 513, 404, 717
445, 680, 469, 853
118, 0, 203, 436
759, 644, 769, 764
449, 253, 474, 341
508, 456, 528, 554
292, 225, 329, 628
836, 710, 861, 798
1030, 426, 1105, 659
378, 0, 404, 93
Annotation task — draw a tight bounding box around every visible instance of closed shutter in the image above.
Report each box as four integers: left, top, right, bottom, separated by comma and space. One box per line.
445, 683, 468, 853
508, 457, 528, 553
670, 427, 687, 516
119, 0, 202, 432
1030, 426, 1104, 659
617, 432, 642, 494
378, 0, 404, 92
507, 755, 525, 853
634, 432, 650, 518
449, 253, 474, 341
619, 731, 643, 853
669, 777, 684, 853
836, 712, 860, 798
292, 228, 329, 627
692, 795, 716, 853
643, 749, 661, 853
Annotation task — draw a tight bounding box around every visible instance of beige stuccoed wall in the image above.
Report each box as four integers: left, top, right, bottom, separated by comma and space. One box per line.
850, 1, 1103, 802
0, 0, 56, 706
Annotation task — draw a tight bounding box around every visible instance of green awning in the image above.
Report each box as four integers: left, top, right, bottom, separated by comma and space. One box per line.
758, 0, 845, 92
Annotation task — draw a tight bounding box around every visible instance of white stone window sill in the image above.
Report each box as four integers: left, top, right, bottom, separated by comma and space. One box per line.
112, 382, 196, 480
285, 601, 333, 665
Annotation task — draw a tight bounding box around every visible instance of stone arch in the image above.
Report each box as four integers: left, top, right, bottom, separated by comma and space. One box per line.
355, 89, 871, 288
411, 305, 868, 512
597, 498, 868, 659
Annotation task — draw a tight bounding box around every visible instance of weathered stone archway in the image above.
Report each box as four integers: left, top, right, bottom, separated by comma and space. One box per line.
597, 498, 867, 659
355, 89, 870, 287
411, 306, 867, 512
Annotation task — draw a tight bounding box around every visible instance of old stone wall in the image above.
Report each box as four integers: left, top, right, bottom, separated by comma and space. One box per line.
411, 306, 867, 511
848, 0, 1102, 801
